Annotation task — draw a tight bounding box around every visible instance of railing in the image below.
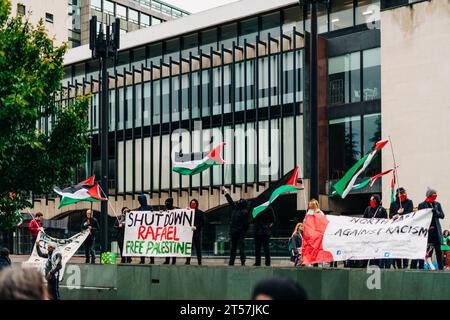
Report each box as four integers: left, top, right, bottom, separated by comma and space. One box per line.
129, 0, 189, 18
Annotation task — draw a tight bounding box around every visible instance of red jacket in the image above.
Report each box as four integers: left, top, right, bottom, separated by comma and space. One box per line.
29, 219, 42, 237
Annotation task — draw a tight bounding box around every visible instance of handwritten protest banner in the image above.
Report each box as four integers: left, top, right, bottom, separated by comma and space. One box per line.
123, 209, 195, 257
302, 209, 433, 264
22, 230, 90, 279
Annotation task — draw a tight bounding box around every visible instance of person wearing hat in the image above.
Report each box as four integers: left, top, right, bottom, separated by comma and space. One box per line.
252, 276, 307, 300
390, 187, 414, 269
413, 188, 445, 270
35, 239, 62, 300
163, 197, 177, 265
222, 186, 251, 266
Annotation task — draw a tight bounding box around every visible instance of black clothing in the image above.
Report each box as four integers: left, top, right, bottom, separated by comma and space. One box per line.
36, 246, 62, 300
389, 199, 414, 217
225, 193, 250, 266
411, 259, 424, 270
186, 232, 202, 265
254, 235, 271, 266
253, 207, 275, 266
192, 208, 205, 235
363, 206, 388, 219
0, 256, 11, 270
164, 257, 176, 264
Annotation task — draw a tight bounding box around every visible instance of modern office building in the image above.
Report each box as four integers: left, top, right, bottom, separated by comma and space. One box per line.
26, 0, 450, 254
9, 0, 189, 48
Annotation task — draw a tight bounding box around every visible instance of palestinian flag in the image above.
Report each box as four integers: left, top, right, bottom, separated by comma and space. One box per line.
54, 176, 107, 209
330, 168, 394, 196
390, 170, 396, 204
251, 166, 304, 218
172, 142, 226, 175
332, 139, 388, 199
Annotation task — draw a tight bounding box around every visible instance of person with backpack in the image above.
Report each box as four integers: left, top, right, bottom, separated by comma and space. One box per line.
289, 223, 303, 267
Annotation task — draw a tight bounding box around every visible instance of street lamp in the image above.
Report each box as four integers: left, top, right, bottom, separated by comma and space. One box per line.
89, 16, 120, 253
298, 0, 329, 200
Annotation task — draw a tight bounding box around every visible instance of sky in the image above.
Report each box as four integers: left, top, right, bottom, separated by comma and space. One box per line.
164, 0, 240, 13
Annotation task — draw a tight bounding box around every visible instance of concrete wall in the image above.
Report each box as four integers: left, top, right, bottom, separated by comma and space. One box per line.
9, 0, 68, 47
58, 263, 450, 300
381, 0, 450, 229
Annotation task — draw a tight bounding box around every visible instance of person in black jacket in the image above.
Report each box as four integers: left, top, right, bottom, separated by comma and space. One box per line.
222, 187, 250, 266
253, 205, 275, 267
163, 197, 177, 265
412, 188, 445, 270
186, 199, 205, 265
362, 195, 388, 268
115, 207, 132, 263
135, 194, 155, 264
36, 240, 62, 300
390, 187, 414, 269
81, 209, 100, 264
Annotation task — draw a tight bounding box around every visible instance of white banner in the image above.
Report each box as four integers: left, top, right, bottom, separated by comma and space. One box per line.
123, 209, 195, 257
22, 230, 90, 279
302, 209, 433, 263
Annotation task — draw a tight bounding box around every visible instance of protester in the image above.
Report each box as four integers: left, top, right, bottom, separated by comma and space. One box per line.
36, 240, 62, 300
0, 267, 49, 300
413, 188, 445, 270
390, 187, 414, 269
186, 199, 205, 265
163, 197, 177, 265
0, 247, 11, 270
135, 194, 155, 265
28, 212, 43, 253
252, 276, 307, 300
289, 223, 303, 267
222, 187, 250, 266
253, 205, 275, 267
305, 199, 325, 267
115, 207, 132, 264
442, 230, 450, 270
81, 209, 100, 264
362, 195, 387, 268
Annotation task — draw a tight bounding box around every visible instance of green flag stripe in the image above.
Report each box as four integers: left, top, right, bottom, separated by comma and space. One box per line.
172, 159, 221, 175
252, 185, 302, 218
332, 153, 369, 196
58, 197, 100, 209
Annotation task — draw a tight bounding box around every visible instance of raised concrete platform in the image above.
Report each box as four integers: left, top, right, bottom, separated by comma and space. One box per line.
13, 260, 450, 300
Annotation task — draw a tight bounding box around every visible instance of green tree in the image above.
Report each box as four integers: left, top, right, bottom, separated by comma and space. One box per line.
0, 0, 90, 230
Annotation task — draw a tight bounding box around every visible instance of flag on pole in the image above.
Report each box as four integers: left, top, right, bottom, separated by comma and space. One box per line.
251, 166, 304, 218
332, 139, 389, 199
54, 175, 107, 209
330, 168, 394, 196
390, 170, 396, 204
172, 142, 226, 176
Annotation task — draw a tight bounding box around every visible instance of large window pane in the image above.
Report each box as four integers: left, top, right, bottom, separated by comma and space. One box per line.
328, 52, 360, 105
239, 17, 258, 45
91, 0, 101, 11
116, 3, 126, 19
283, 6, 304, 35
363, 113, 381, 178
200, 28, 217, 52
330, 0, 354, 31
363, 47, 381, 101
329, 116, 362, 179
305, 3, 328, 34
140, 13, 150, 27
129, 8, 139, 24
356, 0, 380, 26
260, 12, 281, 40
220, 23, 237, 48
103, 0, 114, 15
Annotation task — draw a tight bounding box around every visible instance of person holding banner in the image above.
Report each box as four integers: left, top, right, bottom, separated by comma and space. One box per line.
362, 195, 388, 268
415, 188, 445, 270
163, 197, 177, 265
29, 212, 44, 253
305, 199, 324, 267
186, 199, 205, 265
390, 187, 414, 269
136, 194, 155, 264
36, 240, 62, 300
222, 187, 251, 266
82, 209, 100, 264
115, 207, 132, 264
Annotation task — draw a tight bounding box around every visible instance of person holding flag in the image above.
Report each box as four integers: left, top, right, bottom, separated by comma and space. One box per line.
82, 209, 100, 264
390, 187, 414, 269
29, 212, 44, 253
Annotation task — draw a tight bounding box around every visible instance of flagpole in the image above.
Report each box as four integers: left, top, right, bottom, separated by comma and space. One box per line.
298, 164, 309, 215
388, 136, 402, 209
97, 184, 120, 222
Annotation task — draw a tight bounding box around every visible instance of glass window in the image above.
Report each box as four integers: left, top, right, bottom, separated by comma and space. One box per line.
103, 0, 114, 15
363, 113, 381, 178
240, 17, 258, 45
329, 116, 362, 179
148, 42, 162, 65
305, 3, 328, 34
328, 52, 360, 105
182, 33, 198, 58
140, 13, 150, 27
260, 12, 281, 40
362, 47, 381, 101
282, 6, 304, 35
45, 13, 54, 23
356, 0, 381, 26
220, 23, 237, 49
128, 8, 139, 24
330, 0, 354, 31
152, 17, 161, 25
116, 4, 126, 20
90, 0, 101, 11
200, 28, 217, 52
164, 38, 180, 62
17, 3, 26, 15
